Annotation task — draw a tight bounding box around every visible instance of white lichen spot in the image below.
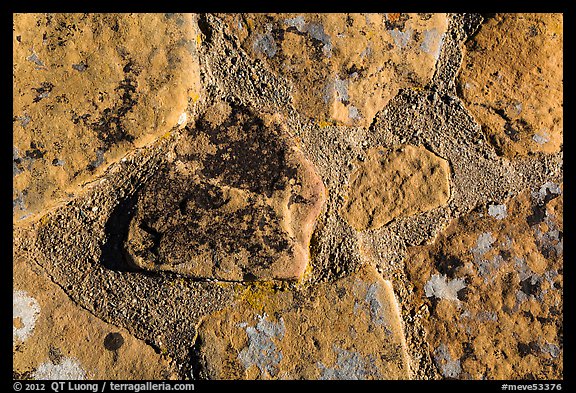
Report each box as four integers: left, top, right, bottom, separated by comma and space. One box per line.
543, 269, 559, 288
471, 232, 495, 256
13, 290, 40, 344
540, 342, 560, 358
26, 51, 44, 67
33, 358, 86, 380
317, 346, 377, 380
253, 32, 277, 58
470, 232, 501, 281
514, 257, 533, 281
177, 112, 187, 127
284, 16, 306, 32
237, 314, 285, 378
388, 29, 412, 49
532, 132, 550, 145
360, 46, 372, 58
434, 343, 461, 378
533, 181, 561, 204
348, 106, 361, 120
351, 279, 391, 328
334, 77, 349, 103
424, 274, 466, 302
476, 254, 505, 282
364, 283, 387, 326
420, 28, 444, 60
488, 204, 507, 220
323, 76, 349, 105
475, 311, 498, 322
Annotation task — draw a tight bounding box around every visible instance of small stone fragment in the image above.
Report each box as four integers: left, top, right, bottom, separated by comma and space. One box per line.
342, 145, 451, 231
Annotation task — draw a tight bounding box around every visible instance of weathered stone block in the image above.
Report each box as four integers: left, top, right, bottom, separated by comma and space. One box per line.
407, 185, 563, 379
342, 144, 451, 231
125, 103, 326, 281
13, 13, 201, 221
195, 265, 410, 379
219, 13, 448, 126
458, 13, 563, 157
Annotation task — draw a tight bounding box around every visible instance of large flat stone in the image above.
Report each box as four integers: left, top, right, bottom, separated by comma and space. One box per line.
342, 144, 451, 231
219, 13, 448, 127
13, 13, 201, 221
13, 256, 178, 380
458, 13, 563, 158
195, 264, 411, 379
406, 184, 563, 379
125, 103, 326, 281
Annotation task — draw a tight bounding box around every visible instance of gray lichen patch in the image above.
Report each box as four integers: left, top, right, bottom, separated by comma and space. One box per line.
317, 346, 377, 380
284, 16, 332, 56
424, 274, 466, 302
13, 290, 40, 344
125, 103, 325, 281
433, 343, 461, 379
253, 32, 277, 58
237, 314, 285, 377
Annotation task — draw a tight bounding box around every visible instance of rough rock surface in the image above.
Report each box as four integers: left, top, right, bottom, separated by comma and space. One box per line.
125, 103, 325, 281
13, 13, 201, 222
406, 185, 563, 379
457, 13, 563, 157
13, 256, 178, 380
194, 265, 410, 379
342, 144, 450, 231
218, 13, 448, 127
13, 13, 563, 381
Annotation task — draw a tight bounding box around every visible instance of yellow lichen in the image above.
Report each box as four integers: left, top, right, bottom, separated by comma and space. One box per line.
235, 281, 284, 312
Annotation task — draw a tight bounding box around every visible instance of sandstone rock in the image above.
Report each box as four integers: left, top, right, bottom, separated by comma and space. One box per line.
219, 13, 448, 126
342, 145, 451, 231
13, 13, 201, 221
195, 264, 410, 379
125, 103, 326, 281
458, 13, 563, 157
406, 185, 563, 379
13, 256, 178, 380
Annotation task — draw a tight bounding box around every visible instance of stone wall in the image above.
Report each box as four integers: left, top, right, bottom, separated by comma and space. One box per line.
13, 13, 562, 380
